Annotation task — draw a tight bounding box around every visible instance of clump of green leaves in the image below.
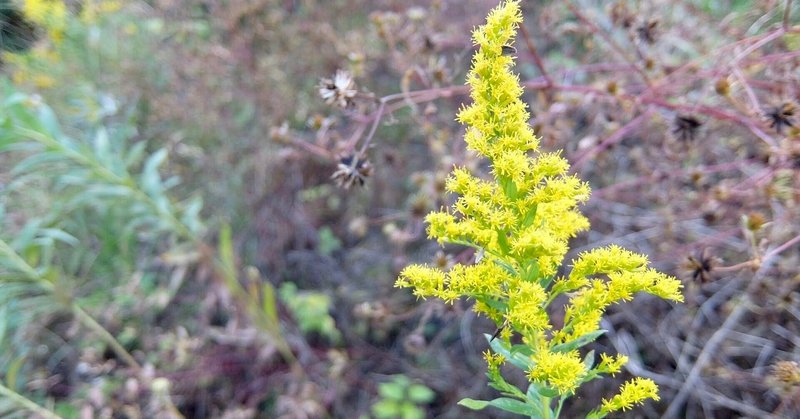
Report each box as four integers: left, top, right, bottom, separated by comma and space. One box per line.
370, 375, 435, 419
280, 282, 341, 343
0, 80, 202, 417
395, 1, 683, 417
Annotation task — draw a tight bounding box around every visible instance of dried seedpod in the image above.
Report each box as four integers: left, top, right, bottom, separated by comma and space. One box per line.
764, 102, 796, 134
672, 114, 703, 142
331, 154, 373, 189
609, 1, 634, 29
636, 18, 659, 44
744, 211, 768, 231
682, 248, 721, 283
318, 70, 358, 109
768, 361, 800, 394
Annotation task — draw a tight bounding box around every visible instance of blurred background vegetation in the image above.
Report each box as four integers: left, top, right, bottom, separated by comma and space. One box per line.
0, 0, 798, 418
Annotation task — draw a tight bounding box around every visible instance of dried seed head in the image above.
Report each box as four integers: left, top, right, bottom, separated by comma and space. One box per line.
318, 70, 357, 109
636, 19, 659, 44
768, 361, 800, 393
744, 211, 767, 231
681, 248, 720, 283
672, 114, 703, 142
269, 121, 291, 143
765, 102, 796, 134
609, 1, 634, 28
331, 154, 373, 188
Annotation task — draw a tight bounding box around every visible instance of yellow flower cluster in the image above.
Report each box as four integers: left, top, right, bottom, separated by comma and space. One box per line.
527, 349, 586, 394
22, 0, 67, 42
395, 0, 683, 413
599, 378, 660, 413
80, 0, 123, 24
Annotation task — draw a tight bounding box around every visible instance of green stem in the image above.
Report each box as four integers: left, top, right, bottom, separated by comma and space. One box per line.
0, 238, 51, 289
0, 382, 62, 419
555, 396, 566, 418
71, 304, 142, 372
540, 394, 552, 419
0, 236, 141, 372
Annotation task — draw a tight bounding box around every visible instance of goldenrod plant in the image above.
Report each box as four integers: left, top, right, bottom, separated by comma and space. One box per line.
395, 2, 683, 417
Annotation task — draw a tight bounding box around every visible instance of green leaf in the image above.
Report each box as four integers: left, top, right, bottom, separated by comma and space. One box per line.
407, 384, 435, 403
11, 152, 66, 176
520, 204, 538, 228
551, 330, 606, 353
500, 177, 518, 199
36, 104, 62, 138
488, 334, 534, 370
459, 397, 537, 416
5, 356, 25, 392
261, 282, 279, 324
496, 229, 511, 254
583, 350, 596, 370
371, 399, 400, 418
480, 297, 508, 313
458, 398, 491, 410
317, 226, 341, 256
399, 403, 424, 419
140, 148, 167, 196
124, 141, 148, 168
523, 383, 547, 414
39, 229, 79, 246
92, 128, 113, 168
378, 382, 405, 400
536, 385, 559, 398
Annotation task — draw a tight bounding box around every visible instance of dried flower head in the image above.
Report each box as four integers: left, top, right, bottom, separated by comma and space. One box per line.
768, 361, 800, 394
269, 121, 291, 143
672, 114, 702, 142
636, 19, 659, 44
318, 70, 357, 108
744, 211, 767, 231
765, 102, 796, 134
682, 248, 720, 283
609, 1, 634, 28
331, 154, 373, 188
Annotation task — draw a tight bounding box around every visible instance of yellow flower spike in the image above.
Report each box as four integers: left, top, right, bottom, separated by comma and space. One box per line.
395, 2, 682, 416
